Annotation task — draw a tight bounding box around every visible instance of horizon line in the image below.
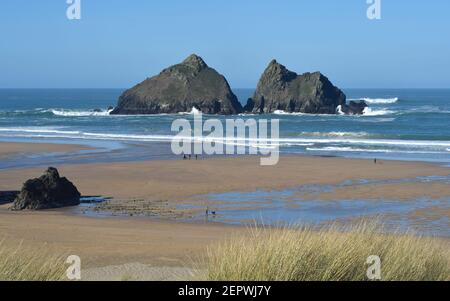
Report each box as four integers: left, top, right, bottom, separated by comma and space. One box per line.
1, 87, 450, 90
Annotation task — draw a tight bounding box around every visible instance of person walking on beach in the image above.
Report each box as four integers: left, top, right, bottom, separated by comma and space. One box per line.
374, 158, 377, 164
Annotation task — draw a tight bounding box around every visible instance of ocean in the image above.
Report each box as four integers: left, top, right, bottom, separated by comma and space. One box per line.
0, 88, 449, 168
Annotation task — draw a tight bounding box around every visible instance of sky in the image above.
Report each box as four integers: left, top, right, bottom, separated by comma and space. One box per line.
1, 0, 449, 89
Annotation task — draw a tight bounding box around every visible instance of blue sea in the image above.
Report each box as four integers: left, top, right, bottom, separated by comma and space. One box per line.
0, 88, 449, 168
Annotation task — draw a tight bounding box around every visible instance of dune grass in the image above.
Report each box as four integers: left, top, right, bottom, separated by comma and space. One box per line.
1, 223, 449, 281
204, 222, 450, 281
0, 240, 67, 281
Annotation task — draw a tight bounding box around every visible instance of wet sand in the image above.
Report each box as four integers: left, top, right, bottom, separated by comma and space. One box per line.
1, 152, 448, 203
0, 142, 90, 160
305, 182, 450, 201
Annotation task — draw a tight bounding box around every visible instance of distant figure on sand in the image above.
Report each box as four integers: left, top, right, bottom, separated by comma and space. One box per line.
374, 158, 377, 164
206, 207, 216, 217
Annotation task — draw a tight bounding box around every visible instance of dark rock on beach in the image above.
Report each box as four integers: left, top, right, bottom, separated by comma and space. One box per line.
247, 60, 348, 114
0, 191, 19, 205
11, 167, 81, 210
110, 54, 243, 115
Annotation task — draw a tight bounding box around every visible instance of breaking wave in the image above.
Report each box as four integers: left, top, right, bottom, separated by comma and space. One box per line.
300, 131, 370, 138
306, 146, 448, 154
362, 107, 395, 116
1, 127, 449, 147
0, 106, 411, 118
273, 110, 308, 116
273, 107, 395, 117
349, 97, 399, 104
50, 109, 113, 117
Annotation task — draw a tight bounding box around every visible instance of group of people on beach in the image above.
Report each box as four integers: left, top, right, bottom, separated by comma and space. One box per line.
183, 154, 199, 160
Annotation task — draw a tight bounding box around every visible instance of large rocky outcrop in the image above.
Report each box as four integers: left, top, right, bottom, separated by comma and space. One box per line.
245, 60, 348, 114
11, 167, 81, 210
111, 54, 243, 115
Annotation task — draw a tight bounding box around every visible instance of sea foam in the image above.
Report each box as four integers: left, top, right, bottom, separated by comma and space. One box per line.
362, 107, 395, 116
306, 146, 448, 154
349, 97, 399, 104
50, 109, 113, 117
300, 131, 369, 138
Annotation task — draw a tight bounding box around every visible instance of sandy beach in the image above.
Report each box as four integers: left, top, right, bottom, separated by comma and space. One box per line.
0, 208, 238, 268
0, 142, 449, 279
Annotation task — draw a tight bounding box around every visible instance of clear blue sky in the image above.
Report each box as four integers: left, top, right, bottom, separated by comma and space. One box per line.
1, 0, 449, 88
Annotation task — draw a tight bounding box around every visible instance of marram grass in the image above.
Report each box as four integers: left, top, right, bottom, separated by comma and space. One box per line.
203, 222, 450, 281
1, 222, 449, 281
0, 240, 67, 281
